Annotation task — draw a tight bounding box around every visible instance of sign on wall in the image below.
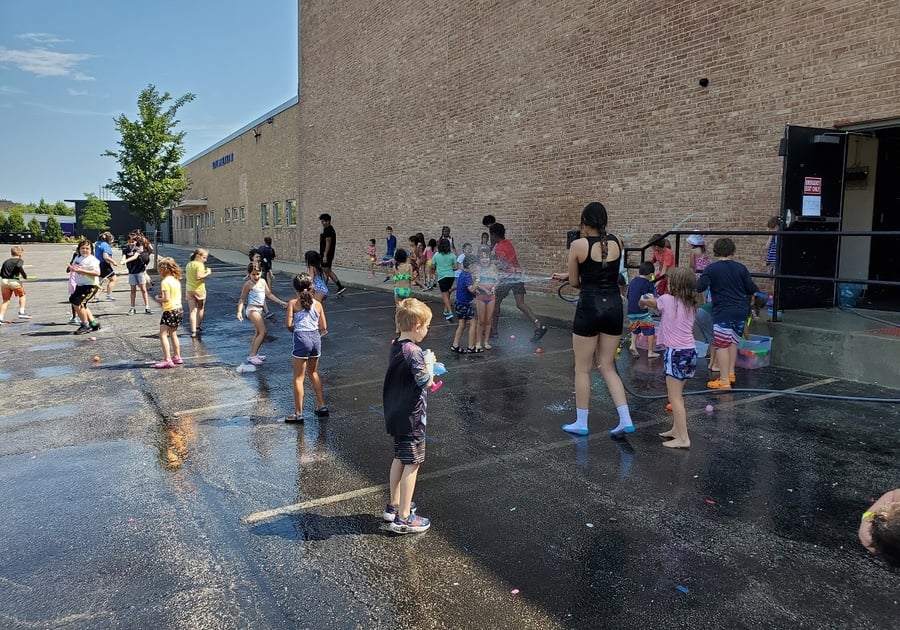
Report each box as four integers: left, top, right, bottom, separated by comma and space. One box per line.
212, 153, 234, 170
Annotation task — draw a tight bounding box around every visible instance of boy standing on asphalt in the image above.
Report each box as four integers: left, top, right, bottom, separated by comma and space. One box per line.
0, 245, 31, 323
318, 214, 346, 295
382, 298, 434, 534
489, 222, 547, 343
696, 238, 759, 389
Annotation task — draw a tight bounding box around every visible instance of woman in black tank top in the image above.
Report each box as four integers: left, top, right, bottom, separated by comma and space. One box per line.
552, 202, 634, 436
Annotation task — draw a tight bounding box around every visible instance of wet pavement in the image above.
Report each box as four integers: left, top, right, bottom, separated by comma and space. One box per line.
0, 244, 898, 629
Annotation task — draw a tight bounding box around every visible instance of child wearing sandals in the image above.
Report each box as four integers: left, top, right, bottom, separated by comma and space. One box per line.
382, 298, 434, 534
474, 246, 498, 350
237, 262, 288, 366
639, 267, 702, 448
450, 255, 478, 353
285, 273, 329, 423
153, 257, 185, 368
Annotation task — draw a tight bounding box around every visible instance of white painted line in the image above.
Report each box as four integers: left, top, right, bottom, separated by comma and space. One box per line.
243, 377, 838, 524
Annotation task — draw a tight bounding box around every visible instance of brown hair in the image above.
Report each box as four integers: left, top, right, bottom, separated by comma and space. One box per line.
870, 503, 900, 567
157, 257, 183, 280
666, 267, 702, 309
292, 273, 314, 310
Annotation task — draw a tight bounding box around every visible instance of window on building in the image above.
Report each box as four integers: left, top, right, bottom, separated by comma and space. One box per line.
261, 203, 269, 228
273, 201, 282, 227
224, 208, 230, 223
232, 207, 238, 222
211, 210, 215, 227
240, 206, 245, 222
286, 199, 296, 226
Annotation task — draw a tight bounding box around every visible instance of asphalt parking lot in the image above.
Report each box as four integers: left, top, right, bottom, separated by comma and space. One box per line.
0, 243, 897, 629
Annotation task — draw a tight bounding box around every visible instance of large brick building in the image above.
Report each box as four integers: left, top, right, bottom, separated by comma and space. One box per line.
178, 0, 899, 306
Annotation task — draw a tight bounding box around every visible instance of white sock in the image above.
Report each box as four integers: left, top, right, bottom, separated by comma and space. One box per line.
563, 408, 589, 434
615, 404, 633, 427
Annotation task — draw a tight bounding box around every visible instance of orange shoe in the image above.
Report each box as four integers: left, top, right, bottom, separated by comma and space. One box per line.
729, 373, 736, 383
707, 379, 731, 389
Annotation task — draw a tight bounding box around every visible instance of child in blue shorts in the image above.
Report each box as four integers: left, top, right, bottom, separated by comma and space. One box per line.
450, 255, 478, 353
285, 273, 328, 423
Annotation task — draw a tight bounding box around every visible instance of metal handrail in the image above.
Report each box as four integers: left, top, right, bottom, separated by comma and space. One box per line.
624, 229, 900, 321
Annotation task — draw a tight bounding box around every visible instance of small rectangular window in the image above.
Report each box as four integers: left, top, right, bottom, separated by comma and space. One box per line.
224, 208, 230, 223
273, 201, 282, 227
286, 200, 296, 226
261, 203, 269, 228
232, 207, 238, 222
240, 206, 245, 222
211, 210, 215, 227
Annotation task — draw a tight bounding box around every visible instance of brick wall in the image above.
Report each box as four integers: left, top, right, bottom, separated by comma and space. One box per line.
296, 0, 900, 278
180, 102, 302, 264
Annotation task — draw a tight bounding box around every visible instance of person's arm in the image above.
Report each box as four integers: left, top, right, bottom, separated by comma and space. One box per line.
566, 239, 585, 288
16, 259, 27, 280
121, 251, 139, 265
639, 294, 658, 310
264, 286, 288, 307
316, 301, 328, 336
155, 281, 169, 305
696, 268, 710, 293
286, 299, 296, 331
236, 282, 250, 321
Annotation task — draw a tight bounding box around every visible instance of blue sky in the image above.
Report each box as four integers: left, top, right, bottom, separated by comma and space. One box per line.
0, 1, 298, 205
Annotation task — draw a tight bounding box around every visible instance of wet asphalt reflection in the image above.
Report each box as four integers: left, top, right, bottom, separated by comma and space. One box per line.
0, 244, 897, 629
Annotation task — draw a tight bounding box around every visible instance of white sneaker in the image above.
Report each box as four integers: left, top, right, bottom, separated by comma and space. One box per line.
17, 313, 31, 319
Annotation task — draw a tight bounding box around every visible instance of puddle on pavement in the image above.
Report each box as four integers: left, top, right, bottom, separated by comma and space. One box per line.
0, 370, 11, 380
33, 365, 76, 378
29, 341, 76, 352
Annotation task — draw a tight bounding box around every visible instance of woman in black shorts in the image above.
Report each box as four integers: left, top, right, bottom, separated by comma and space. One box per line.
552, 202, 634, 436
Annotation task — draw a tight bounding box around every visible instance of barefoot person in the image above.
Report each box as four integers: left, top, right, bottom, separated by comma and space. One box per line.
639, 267, 702, 448
551, 202, 634, 436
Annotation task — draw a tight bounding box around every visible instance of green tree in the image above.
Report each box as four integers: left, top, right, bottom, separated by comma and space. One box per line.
6, 209, 26, 232
0, 214, 8, 232
104, 84, 196, 261
36, 198, 51, 215
81, 193, 111, 231
53, 201, 75, 216
45, 215, 64, 242
27, 217, 43, 241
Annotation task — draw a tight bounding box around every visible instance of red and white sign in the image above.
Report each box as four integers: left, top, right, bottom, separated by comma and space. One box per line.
804, 177, 822, 195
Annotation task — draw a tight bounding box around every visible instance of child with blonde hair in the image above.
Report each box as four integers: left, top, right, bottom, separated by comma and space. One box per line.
382, 298, 434, 534
639, 267, 702, 448
185, 248, 212, 337
859, 488, 900, 567
285, 273, 329, 422
153, 257, 184, 369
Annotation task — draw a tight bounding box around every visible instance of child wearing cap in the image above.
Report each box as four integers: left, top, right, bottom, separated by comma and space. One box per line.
687, 232, 709, 276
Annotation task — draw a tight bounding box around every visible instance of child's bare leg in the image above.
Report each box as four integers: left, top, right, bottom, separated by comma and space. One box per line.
292, 358, 307, 413
661, 376, 690, 448
249, 312, 266, 356
442, 291, 452, 314
483, 301, 494, 345
389, 458, 404, 506
169, 329, 181, 358
451, 320, 465, 348
467, 319, 477, 349
307, 357, 325, 408
629, 327, 639, 356
709, 346, 719, 371
159, 326, 172, 361
647, 334, 660, 358
719, 343, 737, 386
130, 285, 137, 308
398, 463, 420, 519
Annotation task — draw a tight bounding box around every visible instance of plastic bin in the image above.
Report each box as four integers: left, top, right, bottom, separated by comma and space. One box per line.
735, 334, 772, 370
695, 340, 709, 358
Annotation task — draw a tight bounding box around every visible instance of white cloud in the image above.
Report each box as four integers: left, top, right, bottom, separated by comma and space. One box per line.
18, 33, 71, 46
67, 88, 88, 96
72, 71, 95, 81
0, 47, 92, 78
26, 101, 116, 116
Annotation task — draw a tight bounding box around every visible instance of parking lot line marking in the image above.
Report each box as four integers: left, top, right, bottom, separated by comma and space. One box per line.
243, 377, 837, 524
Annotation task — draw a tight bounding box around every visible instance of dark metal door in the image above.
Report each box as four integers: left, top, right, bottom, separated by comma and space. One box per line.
778, 125, 847, 309
868, 136, 900, 303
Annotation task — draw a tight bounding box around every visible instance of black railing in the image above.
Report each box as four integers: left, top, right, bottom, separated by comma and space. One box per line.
624, 229, 900, 322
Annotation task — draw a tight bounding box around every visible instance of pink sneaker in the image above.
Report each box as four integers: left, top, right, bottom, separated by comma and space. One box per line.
154, 360, 175, 369
172, 356, 184, 365
247, 356, 264, 366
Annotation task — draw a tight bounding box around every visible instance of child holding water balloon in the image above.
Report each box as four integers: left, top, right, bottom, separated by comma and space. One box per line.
639, 267, 702, 448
